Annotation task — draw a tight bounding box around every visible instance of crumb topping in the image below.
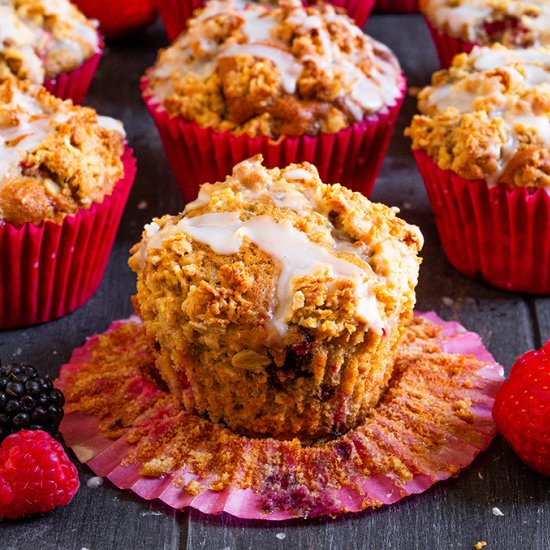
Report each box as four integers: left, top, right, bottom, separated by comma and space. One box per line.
0, 0, 99, 83
421, 0, 550, 47
128, 156, 422, 440
406, 45, 550, 189
0, 79, 126, 225
146, 0, 402, 138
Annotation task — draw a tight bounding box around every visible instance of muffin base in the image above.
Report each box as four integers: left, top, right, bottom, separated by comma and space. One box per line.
56, 311, 503, 520
43, 40, 104, 104
0, 147, 136, 329
142, 77, 405, 201
424, 19, 477, 68
414, 149, 550, 294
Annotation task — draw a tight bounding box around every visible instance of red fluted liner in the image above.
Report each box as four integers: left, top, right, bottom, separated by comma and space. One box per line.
375, 0, 418, 13
424, 18, 477, 68
155, 0, 375, 42
72, 0, 157, 40
142, 77, 405, 201
56, 312, 503, 520
414, 149, 550, 294
43, 39, 103, 104
0, 147, 136, 329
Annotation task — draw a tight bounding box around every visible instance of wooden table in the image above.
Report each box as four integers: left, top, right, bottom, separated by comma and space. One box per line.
2, 14, 549, 550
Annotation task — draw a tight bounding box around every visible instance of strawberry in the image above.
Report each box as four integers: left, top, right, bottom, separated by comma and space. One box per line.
493, 340, 550, 476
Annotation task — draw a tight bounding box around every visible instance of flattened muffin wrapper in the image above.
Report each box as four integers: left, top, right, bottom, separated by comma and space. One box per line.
424, 18, 477, 68
43, 37, 103, 105
72, 0, 157, 40
414, 149, 550, 294
156, 0, 376, 43
375, 0, 418, 13
141, 76, 405, 202
56, 311, 503, 520
0, 147, 136, 329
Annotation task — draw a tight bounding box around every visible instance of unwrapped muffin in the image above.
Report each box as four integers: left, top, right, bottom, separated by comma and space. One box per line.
0, 79, 136, 327
421, 0, 550, 66
129, 156, 422, 441
407, 45, 550, 293
0, 0, 102, 102
143, 0, 405, 199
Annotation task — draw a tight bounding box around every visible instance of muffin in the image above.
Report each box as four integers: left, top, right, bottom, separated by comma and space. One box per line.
0, 0, 102, 103
0, 79, 136, 328
421, 0, 550, 67
406, 45, 550, 293
143, 0, 405, 200
156, 0, 376, 43
72, 0, 157, 40
375, 0, 418, 13
128, 156, 422, 441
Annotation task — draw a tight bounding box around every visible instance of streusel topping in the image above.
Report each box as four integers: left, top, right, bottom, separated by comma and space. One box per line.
146, 0, 402, 138
420, 0, 550, 47
0, 80, 125, 225
406, 45, 550, 188
0, 0, 99, 83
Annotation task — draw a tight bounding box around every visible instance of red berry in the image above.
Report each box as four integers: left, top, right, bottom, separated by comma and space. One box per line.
493, 342, 550, 476
0, 430, 79, 519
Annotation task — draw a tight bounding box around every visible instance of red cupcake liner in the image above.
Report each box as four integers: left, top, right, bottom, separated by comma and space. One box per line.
414, 149, 550, 294
375, 0, 418, 13
56, 312, 503, 520
43, 41, 103, 104
142, 77, 405, 201
424, 19, 477, 68
0, 148, 136, 329
156, 0, 375, 43
72, 0, 157, 40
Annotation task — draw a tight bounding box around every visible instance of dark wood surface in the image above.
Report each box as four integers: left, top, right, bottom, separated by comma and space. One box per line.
2, 14, 549, 550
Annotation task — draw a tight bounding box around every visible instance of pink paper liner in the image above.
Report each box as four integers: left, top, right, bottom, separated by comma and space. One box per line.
43, 39, 103, 105
142, 77, 405, 201
375, 0, 418, 13
57, 312, 503, 520
73, 0, 157, 40
413, 149, 550, 294
155, 0, 375, 42
424, 18, 477, 68
0, 147, 136, 329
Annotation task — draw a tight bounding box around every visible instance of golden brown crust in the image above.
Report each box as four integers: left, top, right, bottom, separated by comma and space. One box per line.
0, 80, 125, 225
146, 0, 402, 138
406, 45, 550, 189
0, 0, 99, 83
129, 156, 422, 441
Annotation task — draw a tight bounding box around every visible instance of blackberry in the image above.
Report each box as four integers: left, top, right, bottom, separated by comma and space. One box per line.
0, 362, 64, 442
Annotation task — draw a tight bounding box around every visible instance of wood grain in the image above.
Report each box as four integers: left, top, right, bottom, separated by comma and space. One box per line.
1, 14, 549, 550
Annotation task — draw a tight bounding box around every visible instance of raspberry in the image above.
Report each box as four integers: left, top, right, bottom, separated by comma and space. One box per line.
0, 430, 79, 519
493, 341, 550, 477
0, 362, 65, 442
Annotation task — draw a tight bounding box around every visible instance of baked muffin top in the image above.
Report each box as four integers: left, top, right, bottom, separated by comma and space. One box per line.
130, 155, 423, 348
420, 0, 550, 47
0, 0, 99, 84
406, 45, 550, 189
145, 0, 403, 138
0, 79, 125, 225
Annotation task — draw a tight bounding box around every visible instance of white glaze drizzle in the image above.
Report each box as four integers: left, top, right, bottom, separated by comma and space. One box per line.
143, 211, 384, 334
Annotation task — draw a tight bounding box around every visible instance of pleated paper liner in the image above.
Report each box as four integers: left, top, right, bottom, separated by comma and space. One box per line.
0, 147, 136, 330
56, 312, 503, 520
142, 77, 405, 202
72, 0, 157, 40
424, 19, 476, 68
156, 0, 376, 43
375, 0, 418, 13
414, 149, 550, 294
43, 39, 103, 105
